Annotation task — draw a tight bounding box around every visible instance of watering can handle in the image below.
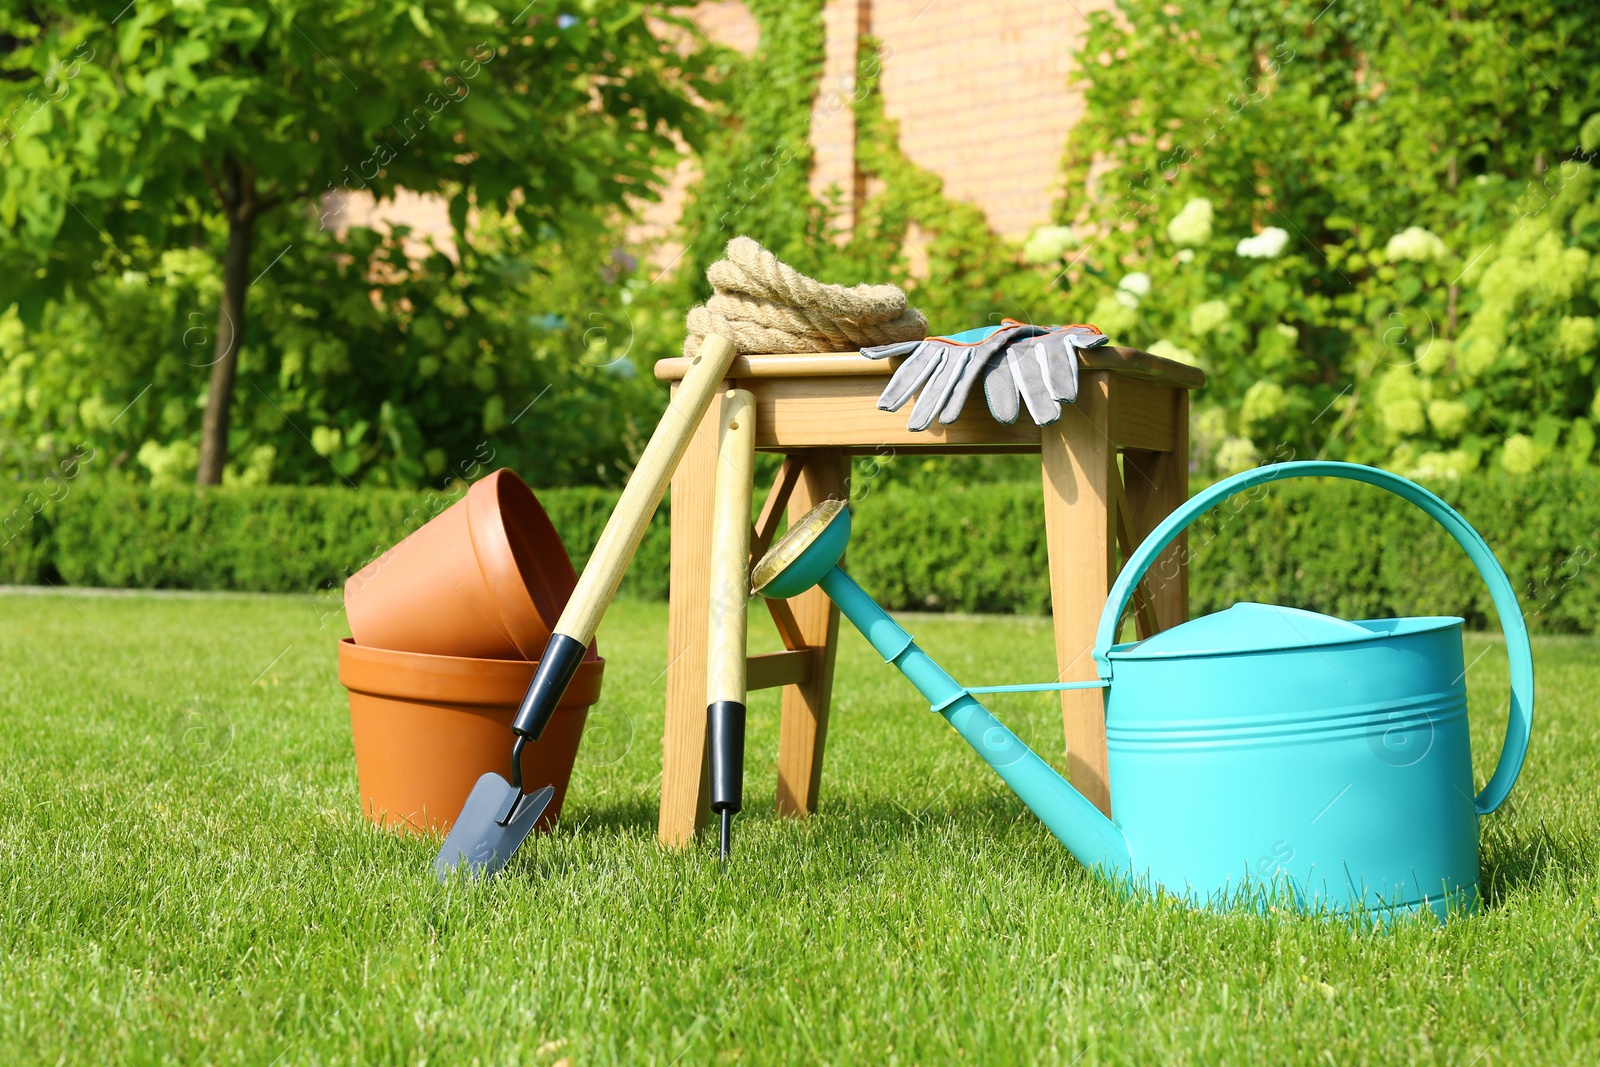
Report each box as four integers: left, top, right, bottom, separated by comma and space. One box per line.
1096, 461, 1533, 816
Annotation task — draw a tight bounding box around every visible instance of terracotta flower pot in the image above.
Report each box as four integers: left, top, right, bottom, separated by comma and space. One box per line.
343, 468, 577, 660
338, 638, 605, 835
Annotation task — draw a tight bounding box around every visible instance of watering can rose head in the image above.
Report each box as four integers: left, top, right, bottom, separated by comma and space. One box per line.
751, 498, 850, 600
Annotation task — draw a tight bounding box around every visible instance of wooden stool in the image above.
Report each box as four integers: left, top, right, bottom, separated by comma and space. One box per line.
653, 348, 1205, 845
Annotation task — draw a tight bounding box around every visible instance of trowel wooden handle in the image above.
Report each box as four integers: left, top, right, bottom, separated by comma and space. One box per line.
707, 390, 755, 845
706, 389, 755, 706
512, 334, 737, 745
555, 334, 738, 643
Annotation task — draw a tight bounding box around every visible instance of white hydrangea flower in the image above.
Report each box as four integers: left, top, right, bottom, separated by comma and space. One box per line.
1559, 316, 1596, 360
1386, 404, 1429, 439
1456, 335, 1501, 380
1241, 381, 1287, 431
1189, 299, 1230, 335
1499, 433, 1550, 475
1478, 252, 1536, 304
78, 395, 117, 432
1407, 449, 1477, 482
1235, 227, 1289, 259
1167, 198, 1213, 247
1147, 339, 1198, 367
1215, 436, 1259, 475
1376, 369, 1427, 438
1088, 294, 1137, 337
1416, 339, 1453, 375
1426, 399, 1471, 439
1533, 239, 1591, 301
1117, 271, 1152, 300
1193, 406, 1229, 454
1022, 225, 1078, 265
1384, 226, 1448, 263
1177, 249, 1195, 263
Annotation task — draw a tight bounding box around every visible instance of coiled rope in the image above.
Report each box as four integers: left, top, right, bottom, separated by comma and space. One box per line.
685, 237, 928, 355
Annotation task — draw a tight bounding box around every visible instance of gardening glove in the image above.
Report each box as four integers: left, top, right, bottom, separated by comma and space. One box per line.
983, 324, 1110, 426
862, 319, 1053, 431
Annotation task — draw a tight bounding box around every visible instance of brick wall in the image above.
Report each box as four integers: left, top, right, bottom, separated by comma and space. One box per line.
869, 0, 1107, 239
349, 1, 1104, 262
639, 0, 1108, 263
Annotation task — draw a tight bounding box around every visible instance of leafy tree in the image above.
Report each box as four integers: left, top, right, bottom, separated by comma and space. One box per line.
0, 216, 673, 488
1, 0, 710, 482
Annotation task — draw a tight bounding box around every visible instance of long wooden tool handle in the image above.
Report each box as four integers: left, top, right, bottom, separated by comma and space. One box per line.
706, 390, 755, 858
555, 334, 738, 644
513, 335, 739, 747
706, 389, 756, 705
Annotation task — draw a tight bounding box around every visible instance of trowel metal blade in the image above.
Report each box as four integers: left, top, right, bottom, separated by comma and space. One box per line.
433, 775, 555, 880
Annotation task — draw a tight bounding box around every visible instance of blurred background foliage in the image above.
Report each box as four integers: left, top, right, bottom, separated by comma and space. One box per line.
1, 0, 708, 488
0, 216, 670, 487
1054, 0, 1600, 482
1, 0, 1598, 493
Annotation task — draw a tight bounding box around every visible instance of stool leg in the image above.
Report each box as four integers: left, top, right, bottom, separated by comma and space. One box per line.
658, 387, 726, 846
1041, 372, 1116, 816
774, 448, 849, 817
1123, 390, 1190, 632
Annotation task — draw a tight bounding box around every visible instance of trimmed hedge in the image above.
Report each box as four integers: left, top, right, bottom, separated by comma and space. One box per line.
0, 480, 671, 600
2, 472, 1596, 632
849, 474, 1599, 633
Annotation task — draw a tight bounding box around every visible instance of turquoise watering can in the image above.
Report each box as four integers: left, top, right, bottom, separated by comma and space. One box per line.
750, 462, 1534, 920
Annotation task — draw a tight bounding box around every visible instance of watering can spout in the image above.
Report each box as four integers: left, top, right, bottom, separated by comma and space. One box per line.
749, 499, 1130, 876
815, 567, 1132, 874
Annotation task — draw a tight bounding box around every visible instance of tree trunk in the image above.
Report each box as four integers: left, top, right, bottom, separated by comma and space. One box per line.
197, 164, 256, 486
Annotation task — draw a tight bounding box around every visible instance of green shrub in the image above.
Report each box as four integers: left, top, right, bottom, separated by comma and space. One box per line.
0, 483, 57, 584
1057, 0, 1600, 481
4, 472, 1595, 633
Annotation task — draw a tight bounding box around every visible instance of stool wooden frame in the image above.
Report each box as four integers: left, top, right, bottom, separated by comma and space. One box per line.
652, 348, 1205, 846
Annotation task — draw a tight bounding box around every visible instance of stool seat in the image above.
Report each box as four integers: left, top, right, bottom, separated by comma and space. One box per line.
653, 347, 1203, 846
654, 347, 1206, 387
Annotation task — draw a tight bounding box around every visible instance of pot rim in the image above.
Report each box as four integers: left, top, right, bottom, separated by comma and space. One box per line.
465, 469, 580, 660
338, 637, 605, 707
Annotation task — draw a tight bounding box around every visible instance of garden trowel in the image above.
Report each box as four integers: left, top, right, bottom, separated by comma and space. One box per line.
435, 334, 739, 879
435, 780, 553, 877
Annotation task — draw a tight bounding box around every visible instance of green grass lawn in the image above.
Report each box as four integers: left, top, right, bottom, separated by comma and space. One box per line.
1, 589, 1597, 1065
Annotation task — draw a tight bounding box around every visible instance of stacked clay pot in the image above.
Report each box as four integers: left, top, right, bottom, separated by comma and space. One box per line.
339, 468, 603, 835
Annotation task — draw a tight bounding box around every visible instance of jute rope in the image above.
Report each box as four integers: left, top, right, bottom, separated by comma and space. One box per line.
685, 236, 927, 355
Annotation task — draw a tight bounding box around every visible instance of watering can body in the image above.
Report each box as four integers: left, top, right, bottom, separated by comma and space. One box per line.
1104, 606, 1480, 918
1089, 462, 1533, 919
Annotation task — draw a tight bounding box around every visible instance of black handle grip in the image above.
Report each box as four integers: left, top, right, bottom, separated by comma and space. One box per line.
707, 700, 747, 814
511, 633, 588, 740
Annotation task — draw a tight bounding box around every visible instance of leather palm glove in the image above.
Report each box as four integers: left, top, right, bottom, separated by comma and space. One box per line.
984, 324, 1108, 426
862, 319, 1052, 431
